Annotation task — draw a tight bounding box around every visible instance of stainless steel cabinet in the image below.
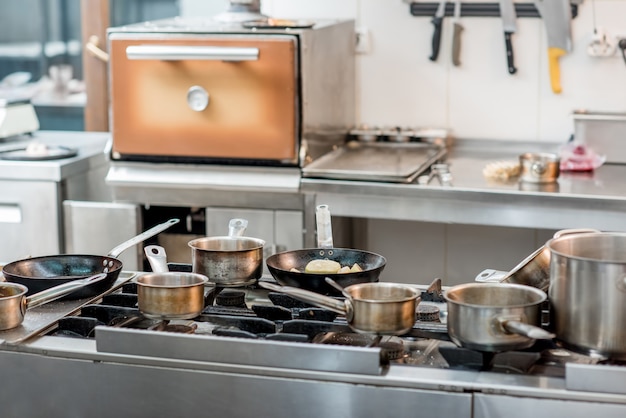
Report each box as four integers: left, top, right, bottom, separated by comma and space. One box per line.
63, 200, 142, 270
0, 180, 61, 262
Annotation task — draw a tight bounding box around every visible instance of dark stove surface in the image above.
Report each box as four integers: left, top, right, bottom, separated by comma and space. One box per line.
47, 277, 604, 379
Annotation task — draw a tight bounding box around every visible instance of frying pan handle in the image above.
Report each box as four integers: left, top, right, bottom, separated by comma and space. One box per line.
26, 273, 108, 310
108, 218, 180, 258
316, 205, 334, 248
258, 281, 347, 315
498, 318, 555, 340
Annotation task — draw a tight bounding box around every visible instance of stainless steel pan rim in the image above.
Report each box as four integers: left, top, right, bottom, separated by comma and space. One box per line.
346, 282, 418, 303
188, 236, 265, 252
547, 232, 626, 263
444, 282, 547, 308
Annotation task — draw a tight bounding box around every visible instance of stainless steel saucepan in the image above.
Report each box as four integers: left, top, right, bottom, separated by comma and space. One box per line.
0, 273, 107, 330
444, 282, 554, 353
474, 228, 599, 292
141, 245, 209, 320
188, 218, 265, 287
260, 279, 419, 335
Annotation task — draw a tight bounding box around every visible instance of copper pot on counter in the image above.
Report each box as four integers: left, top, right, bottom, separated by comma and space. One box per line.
519, 152, 560, 183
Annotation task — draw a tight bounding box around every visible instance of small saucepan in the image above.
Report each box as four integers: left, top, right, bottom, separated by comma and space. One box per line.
0, 273, 107, 330
188, 218, 265, 287
259, 279, 419, 335
444, 283, 554, 353
140, 245, 209, 320
136, 272, 209, 320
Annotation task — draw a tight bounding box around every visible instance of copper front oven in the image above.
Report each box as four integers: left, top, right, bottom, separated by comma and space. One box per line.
107, 18, 355, 166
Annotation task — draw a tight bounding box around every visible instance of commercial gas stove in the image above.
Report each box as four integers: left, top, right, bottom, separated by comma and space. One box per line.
1, 273, 625, 418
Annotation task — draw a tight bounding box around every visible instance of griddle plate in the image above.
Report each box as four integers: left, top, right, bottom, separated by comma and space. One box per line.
302, 141, 447, 183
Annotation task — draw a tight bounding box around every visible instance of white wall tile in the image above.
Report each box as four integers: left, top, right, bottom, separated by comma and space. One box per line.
180, 0, 626, 141
264, 0, 358, 19
448, 17, 543, 141
358, 0, 448, 128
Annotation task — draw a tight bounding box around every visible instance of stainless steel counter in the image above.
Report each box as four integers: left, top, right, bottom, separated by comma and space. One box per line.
0, 131, 110, 181
301, 139, 626, 232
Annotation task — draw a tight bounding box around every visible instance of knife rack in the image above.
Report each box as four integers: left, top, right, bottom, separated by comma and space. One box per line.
408, 2, 579, 19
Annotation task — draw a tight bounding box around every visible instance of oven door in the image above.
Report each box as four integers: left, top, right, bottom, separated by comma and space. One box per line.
108, 33, 300, 165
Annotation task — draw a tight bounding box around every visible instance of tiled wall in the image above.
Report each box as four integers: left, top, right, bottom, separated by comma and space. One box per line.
259, 0, 626, 143
179, 0, 626, 285
181, 0, 626, 141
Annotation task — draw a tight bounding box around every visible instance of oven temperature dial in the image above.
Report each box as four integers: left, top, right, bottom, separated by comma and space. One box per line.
187, 86, 209, 112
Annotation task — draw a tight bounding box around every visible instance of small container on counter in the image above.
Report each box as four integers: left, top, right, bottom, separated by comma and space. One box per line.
519, 152, 560, 183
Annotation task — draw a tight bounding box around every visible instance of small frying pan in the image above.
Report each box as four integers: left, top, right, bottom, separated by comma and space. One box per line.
2, 219, 179, 299
266, 248, 386, 295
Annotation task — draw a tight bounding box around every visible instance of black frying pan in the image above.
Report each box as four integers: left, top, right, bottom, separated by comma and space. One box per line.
266, 248, 386, 295
1, 219, 179, 300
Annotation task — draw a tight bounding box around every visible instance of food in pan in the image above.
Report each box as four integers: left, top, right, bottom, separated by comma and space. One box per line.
305, 259, 342, 274
287, 260, 363, 274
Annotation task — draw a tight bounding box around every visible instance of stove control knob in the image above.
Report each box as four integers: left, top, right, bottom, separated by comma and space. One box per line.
187, 86, 209, 112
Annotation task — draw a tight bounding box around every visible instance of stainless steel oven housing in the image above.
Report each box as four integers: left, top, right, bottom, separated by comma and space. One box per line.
106, 19, 356, 166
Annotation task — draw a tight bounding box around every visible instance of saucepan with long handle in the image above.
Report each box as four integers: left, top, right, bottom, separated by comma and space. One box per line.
260, 279, 420, 335
474, 228, 599, 292
141, 245, 209, 320
444, 282, 554, 353
188, 218, 265, 287
0, 273, 107, 330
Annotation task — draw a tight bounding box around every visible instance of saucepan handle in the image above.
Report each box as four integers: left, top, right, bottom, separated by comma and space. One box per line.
474, 269, 508, 283
144, 245, 169, 273
26, 273, 108, 310
259, 281, 347, 315
498, 318, 555, 340
228, 218, 248, 237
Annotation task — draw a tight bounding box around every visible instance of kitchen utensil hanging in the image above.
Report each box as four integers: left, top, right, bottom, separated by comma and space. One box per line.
406, 1, 580, 19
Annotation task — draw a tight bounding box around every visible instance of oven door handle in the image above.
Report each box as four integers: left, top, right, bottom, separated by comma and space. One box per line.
125, 45, 260, 61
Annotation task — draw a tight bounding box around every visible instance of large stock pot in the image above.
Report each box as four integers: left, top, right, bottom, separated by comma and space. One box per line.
547, 232, 626, 359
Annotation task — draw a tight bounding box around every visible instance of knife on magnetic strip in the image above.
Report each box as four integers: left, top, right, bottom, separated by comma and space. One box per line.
451, 0, 463, 66
499, 0, 517, 74
534, 0, 573, 94
429, 0, 447, 61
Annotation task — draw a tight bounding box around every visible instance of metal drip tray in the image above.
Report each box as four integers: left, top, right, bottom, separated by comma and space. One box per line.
302, 141, 447, 183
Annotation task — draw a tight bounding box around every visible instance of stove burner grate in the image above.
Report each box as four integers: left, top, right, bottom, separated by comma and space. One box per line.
149, 321, 197, 334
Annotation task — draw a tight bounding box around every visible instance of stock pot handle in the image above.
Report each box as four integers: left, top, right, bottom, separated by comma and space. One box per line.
553, 228, 600, 238
126, 45, 260, 61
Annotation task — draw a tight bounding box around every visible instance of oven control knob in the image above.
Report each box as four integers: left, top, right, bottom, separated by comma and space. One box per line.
187, 86, 209, 112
